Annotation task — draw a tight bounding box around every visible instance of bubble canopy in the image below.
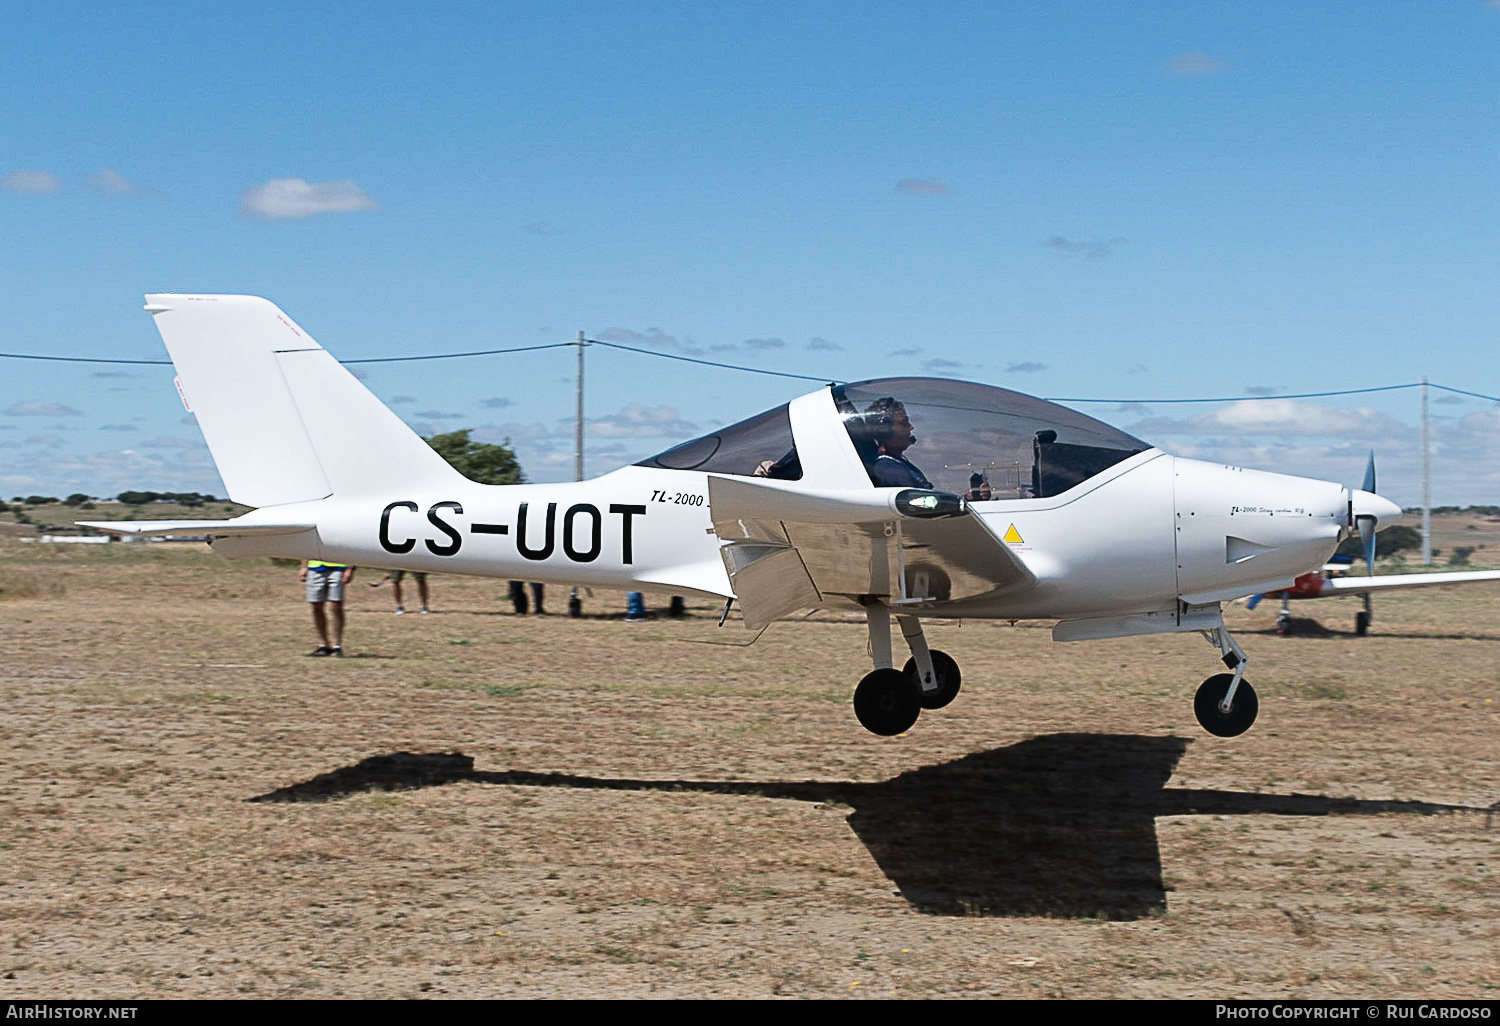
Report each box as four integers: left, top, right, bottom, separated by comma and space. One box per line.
835, 378, 1149, 499
636, 377, 1150, 499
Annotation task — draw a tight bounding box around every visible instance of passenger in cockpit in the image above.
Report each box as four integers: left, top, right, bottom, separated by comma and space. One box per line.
862, 398, 933, 489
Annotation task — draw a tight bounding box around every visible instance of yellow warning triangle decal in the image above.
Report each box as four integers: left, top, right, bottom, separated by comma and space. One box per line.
1003, 524, 1024, 544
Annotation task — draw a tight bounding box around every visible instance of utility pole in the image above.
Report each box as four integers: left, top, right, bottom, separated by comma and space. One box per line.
569, 331, 587, 617
575, 330, 586, 483
1421, 375, 1432, 565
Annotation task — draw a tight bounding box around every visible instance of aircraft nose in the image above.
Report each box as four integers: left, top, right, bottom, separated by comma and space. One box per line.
1349, 489, 1402, 530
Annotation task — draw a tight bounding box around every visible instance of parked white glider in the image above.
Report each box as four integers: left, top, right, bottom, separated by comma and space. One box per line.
87, 294, 1405, 739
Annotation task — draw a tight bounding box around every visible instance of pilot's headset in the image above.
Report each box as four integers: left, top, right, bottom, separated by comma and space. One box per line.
862, 398, 901, 442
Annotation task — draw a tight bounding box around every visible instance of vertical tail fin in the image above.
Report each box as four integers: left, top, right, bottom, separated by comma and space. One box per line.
145, 294, 461, 507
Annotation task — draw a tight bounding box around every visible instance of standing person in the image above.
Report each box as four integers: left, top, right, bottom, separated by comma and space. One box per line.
508, 581, 545, 615
372, 569, 430, 614
301, 559, 355, 656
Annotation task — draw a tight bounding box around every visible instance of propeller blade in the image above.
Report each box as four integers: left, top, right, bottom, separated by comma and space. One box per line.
1362, 450, 1376, 495
1358, 514, 1377, 576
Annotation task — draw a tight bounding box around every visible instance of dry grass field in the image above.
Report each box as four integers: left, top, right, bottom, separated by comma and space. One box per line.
1, 524, 1497, 999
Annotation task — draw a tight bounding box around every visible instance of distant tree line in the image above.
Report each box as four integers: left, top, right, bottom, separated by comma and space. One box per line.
114, 491, 219, 506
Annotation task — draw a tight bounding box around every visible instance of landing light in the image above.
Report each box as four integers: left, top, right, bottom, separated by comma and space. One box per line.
895, 489, 966, 518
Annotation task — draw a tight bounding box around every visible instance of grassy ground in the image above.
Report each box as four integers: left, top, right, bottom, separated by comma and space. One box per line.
0, 538, 1496, 999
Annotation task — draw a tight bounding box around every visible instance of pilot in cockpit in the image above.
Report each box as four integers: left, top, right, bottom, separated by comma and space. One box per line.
862, 397, 933, 489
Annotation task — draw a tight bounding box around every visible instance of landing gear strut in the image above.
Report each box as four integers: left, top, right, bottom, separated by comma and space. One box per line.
851, 606, 960, 735
1194, 625, 1258, 737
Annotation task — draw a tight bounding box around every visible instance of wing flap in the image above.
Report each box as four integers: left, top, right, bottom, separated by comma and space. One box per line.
708, 476, 1034, 626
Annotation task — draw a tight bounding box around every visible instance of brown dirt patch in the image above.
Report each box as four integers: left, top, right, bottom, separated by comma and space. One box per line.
0, 540, 1496, 998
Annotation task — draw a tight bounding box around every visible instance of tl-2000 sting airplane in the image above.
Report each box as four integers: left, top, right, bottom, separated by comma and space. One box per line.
89, 294, 1404, 740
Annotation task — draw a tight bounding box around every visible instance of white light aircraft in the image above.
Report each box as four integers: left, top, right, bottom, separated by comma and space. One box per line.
88, 294, 1407, 740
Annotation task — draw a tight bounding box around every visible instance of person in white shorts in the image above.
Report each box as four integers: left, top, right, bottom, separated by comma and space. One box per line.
299, 560, 355, 656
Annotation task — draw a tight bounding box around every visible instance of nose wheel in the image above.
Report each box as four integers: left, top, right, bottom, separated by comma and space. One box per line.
1195, 623, 1259, 737
1194, 673, 1259, 737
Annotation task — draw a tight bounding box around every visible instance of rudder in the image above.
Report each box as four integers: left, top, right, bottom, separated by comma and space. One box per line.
145, 294, 460, 507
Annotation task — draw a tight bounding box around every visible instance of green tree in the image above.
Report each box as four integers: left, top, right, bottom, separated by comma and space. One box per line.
424, 429, 523, 485
1336, 523, 1425, 562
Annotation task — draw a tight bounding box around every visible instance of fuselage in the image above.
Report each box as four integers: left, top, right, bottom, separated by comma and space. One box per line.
213, 450, 1359, 624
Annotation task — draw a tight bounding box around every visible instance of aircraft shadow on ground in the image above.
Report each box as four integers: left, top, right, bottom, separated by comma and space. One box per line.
1248, 615, 1500, 642
248, 735, 1490, 921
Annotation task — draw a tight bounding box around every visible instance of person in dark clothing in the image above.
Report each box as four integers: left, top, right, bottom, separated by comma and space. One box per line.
863, 398, 933, 489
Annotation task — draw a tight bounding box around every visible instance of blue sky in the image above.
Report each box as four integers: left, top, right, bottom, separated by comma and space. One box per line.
3, 2, 1499, 505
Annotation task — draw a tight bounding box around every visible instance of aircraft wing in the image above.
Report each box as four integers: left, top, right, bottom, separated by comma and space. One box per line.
708, 476, 1035, 629
78, 519, 314, 537
1317, 569, 1500, 595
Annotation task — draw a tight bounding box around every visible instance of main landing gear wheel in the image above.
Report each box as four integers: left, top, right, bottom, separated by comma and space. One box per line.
1276, 614, 1291, 637
902, 649, 962, 710
853, 668, 923, 736
1194, 673, 1259, 738
1354, 610, 1370, 636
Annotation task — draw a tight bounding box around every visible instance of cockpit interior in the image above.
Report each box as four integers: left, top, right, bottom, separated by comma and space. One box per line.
636, 377, 1149, 500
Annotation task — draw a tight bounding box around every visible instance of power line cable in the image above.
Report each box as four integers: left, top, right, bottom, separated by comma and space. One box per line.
0, 351, 171, 365
1045, 384, 1423, 404
583, 338, 834, 383
4, 344, 1499, 402
343, 342, 573, 364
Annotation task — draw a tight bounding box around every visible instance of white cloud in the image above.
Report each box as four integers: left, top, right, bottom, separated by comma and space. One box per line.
0, 446, 223, 498
1, 170, 63, 195
480, 397, 513, 409
1169, 52, 1231, 76
1006, 361, 1047, 374
597, 327, 680, 349
1132, 399, 1414, 440
744, 337, 785, 350
6, 401, 83, 417
586, 404, 697, 439
85, 168, 163, 199
895, 178, 951, 197
806, 337, 842, 351
239, 178, 379, 221
1046, 236, 1126, 260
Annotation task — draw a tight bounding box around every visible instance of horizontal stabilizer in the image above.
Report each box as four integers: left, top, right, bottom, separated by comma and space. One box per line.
79, 519, 314, 538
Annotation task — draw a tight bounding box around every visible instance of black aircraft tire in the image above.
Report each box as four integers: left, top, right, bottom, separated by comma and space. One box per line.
1355, 610, 1370, 636
853, 668, 923, 736
1194, 673, 1259, 738
903, 650, 962, 710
